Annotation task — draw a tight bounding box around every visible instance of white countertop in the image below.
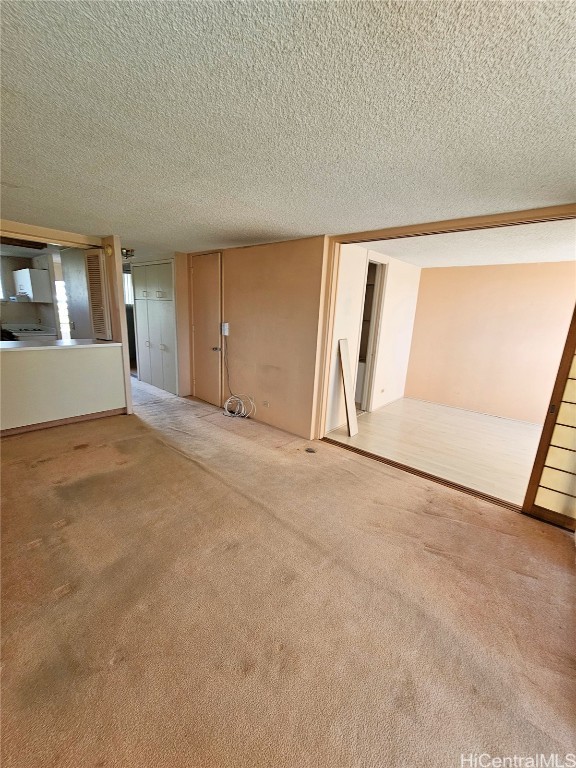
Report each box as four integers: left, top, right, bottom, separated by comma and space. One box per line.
0, 339, 122, 351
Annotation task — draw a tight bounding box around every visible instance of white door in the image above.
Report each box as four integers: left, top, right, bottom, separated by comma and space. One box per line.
159, 301, 177, 393
132, 265, 148, 300
156, 263, 173, 301
134, 300, 151, 384
147, 300, 164, 389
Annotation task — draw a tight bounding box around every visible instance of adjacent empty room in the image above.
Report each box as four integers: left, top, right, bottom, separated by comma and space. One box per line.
326, 220, 576, 506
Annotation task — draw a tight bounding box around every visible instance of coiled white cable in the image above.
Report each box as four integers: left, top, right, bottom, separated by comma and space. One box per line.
222, 336, 256, 419
223, 393, 256, 418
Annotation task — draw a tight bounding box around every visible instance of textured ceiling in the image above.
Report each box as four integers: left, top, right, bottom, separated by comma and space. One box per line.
366, 219, 576, 267
1, 1, 575, 257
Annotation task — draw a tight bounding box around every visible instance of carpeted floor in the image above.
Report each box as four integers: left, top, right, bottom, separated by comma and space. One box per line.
2, 382, 575, 767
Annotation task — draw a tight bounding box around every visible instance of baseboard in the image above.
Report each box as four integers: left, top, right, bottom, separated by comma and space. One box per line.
1, 408, 127, 437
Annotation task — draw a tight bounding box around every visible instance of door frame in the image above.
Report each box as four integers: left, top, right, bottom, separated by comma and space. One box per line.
315, 203, 576, 526
360, 260, 386, 412
188, 251, 223, 407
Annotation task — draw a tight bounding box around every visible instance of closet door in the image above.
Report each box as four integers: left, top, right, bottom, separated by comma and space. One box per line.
132, 265, 148, 300
523, 306, 576, 530
147, 300, 164, 389
155, 263, 173, 301
159, 301, 177, 394
134, 299, 152, 384
143, 263, 173, 301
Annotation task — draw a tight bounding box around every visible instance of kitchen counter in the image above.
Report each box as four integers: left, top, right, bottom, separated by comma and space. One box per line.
0, 339, 122, 350
1, 340, 127, 431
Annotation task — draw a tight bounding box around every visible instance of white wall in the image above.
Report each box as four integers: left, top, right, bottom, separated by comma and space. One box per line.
367, 249, 421, 411
325, 244, 368, 432
325, 245, 421, 433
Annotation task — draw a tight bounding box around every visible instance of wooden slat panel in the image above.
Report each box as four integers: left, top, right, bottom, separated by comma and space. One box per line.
563, 378, 576, 403
550, 423, 576, 450
545, 445, 576, 473
557, 401, 576, 428
540, 466, 576, 496
535, 486, 576, 518
85, 250, 111, 340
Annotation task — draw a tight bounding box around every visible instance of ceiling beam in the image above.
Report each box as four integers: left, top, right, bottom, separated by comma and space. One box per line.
0, 219, 102, 249
333, 203, 576, 244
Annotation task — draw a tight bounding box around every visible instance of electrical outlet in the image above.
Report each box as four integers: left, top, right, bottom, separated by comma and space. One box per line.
263, 400, 270, 408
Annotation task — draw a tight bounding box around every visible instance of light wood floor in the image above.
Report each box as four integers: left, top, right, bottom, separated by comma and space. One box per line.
328, 398, 543, 504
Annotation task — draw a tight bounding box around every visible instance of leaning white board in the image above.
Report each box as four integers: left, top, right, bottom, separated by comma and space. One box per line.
338, 338, 358, 437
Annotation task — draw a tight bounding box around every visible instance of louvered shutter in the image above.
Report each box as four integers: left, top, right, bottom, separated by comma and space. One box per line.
85, 249, 112, 340
523, 307, 576, 530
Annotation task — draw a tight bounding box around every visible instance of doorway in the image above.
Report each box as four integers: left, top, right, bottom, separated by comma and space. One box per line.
323, 219, 576, 523
189, 252, 222, 407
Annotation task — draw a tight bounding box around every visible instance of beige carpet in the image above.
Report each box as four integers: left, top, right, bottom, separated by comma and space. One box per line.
2, 383, 575, 767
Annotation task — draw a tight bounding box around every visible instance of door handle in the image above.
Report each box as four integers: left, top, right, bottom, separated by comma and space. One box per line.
142, 290, 148, 297
156, 291, 163, 297
159, 344, 166, 351
145, 341, 151, 347
212, 347, 221, 351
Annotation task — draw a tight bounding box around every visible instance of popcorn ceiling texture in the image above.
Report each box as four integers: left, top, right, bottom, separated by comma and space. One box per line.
366, 220, 576, 268
1, 1, 575, 255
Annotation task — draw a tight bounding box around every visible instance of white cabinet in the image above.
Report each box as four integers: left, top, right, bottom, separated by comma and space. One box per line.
132, 262, 173, 301
132, 265, 148, 300
133, 260, 177, 394
12, 268, 53, 303
135, 300, 177, 393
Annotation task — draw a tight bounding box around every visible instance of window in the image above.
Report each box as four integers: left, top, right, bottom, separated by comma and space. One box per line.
123, 272, 134, 305
55, 280, 71, 341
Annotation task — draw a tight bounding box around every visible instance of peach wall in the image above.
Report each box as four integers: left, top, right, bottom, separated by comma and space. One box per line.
222, 237, 326, 439
405, 262, 576, 424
